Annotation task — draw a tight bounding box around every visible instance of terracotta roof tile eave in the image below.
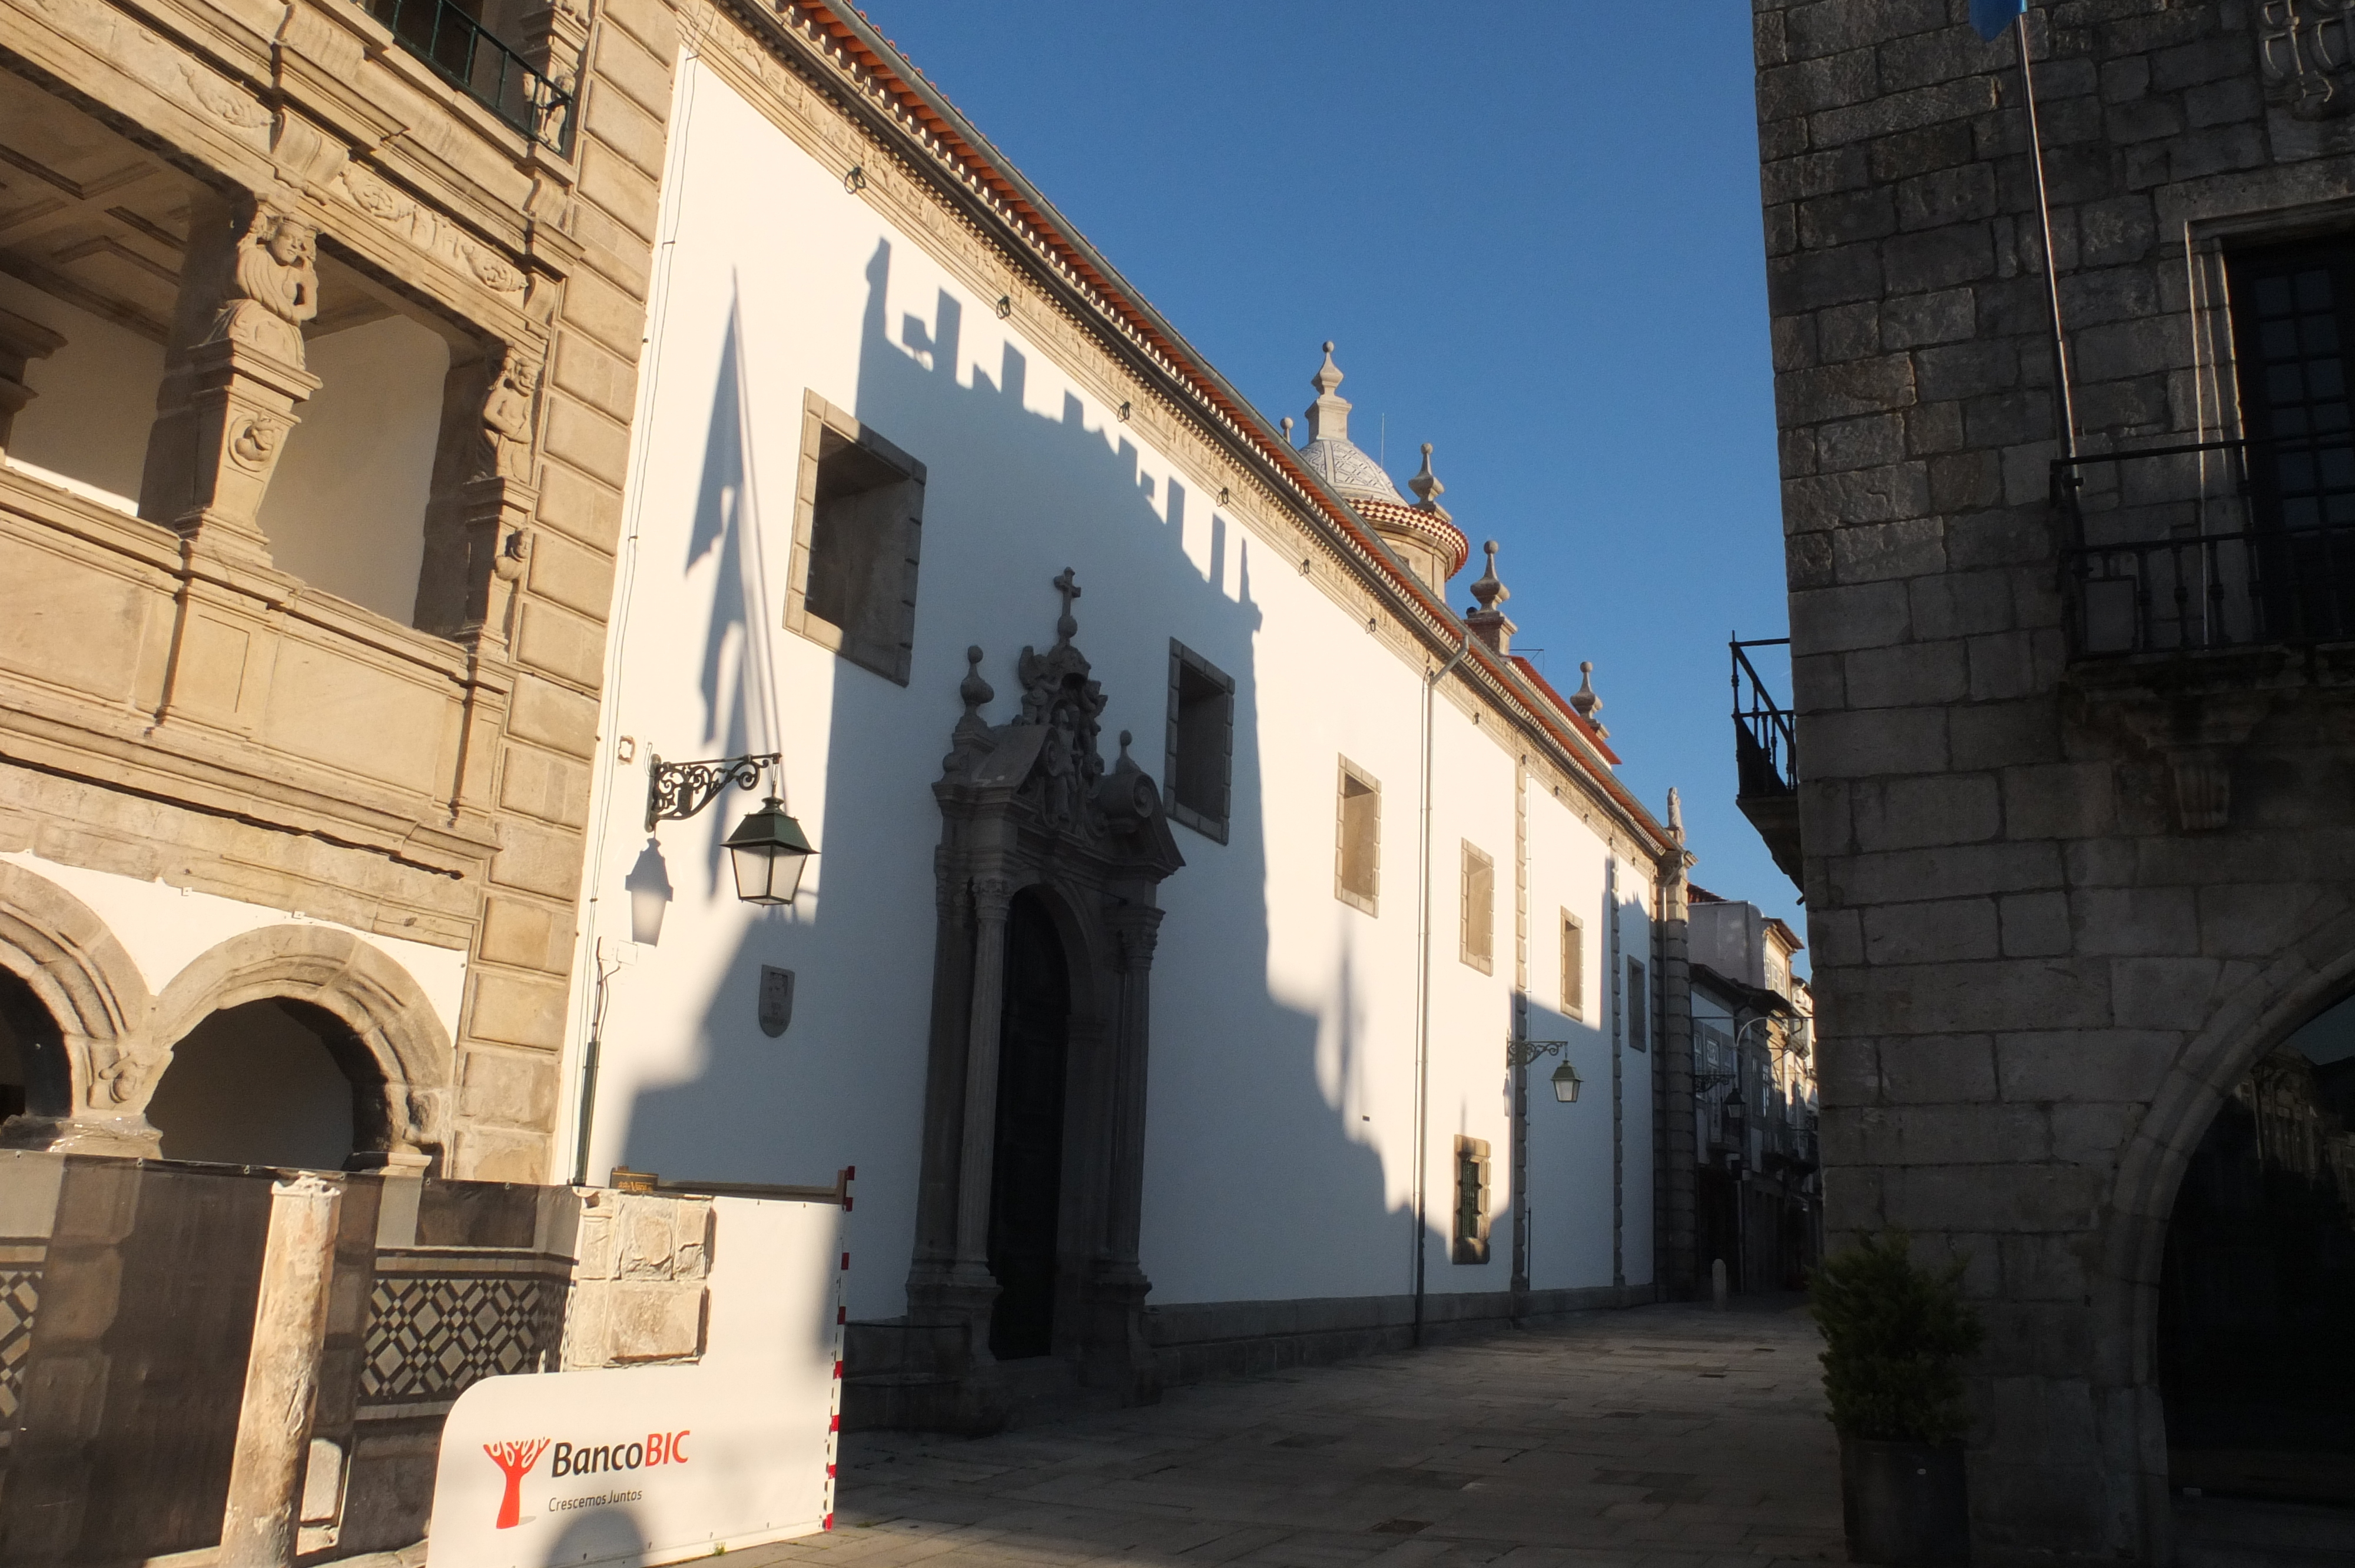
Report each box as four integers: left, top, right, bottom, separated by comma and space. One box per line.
792, 2, 1672, 859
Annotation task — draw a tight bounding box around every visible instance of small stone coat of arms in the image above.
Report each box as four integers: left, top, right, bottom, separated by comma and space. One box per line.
758, 965, 794, 1038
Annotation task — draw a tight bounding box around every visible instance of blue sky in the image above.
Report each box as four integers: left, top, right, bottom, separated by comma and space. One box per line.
860, 3, 1800, 951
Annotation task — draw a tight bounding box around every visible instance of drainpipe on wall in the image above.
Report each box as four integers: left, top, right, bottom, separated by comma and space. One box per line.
1412, 626, 1472, 1350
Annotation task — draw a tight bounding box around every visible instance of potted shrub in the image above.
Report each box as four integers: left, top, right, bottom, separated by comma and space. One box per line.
1809, 1230, 1985, 1566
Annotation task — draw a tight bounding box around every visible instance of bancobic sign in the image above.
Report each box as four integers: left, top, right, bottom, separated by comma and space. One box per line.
428, 1197, 844, 1568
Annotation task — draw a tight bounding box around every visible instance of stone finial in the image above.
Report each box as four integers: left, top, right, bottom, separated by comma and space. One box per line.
960, 645, 993, 719
1303, 341, 1352, 444
1570, 660, 1608, 737
1667, 786, 1684, 841
1465, 539, 1515, 655
1469, 540, 1507, 614
1409, 442, 1446, 511
1281, 415, 1294, 444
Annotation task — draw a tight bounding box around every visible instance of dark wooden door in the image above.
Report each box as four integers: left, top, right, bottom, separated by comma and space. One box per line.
987, 889, 1069, 1361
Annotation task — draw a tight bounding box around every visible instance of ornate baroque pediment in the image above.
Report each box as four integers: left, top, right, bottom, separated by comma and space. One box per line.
939, 569, 1183, 878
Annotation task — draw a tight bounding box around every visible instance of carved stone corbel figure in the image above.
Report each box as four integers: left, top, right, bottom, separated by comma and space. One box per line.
137, 192, 324, 562
478, 342, 539, 483
201, 205, 320, 370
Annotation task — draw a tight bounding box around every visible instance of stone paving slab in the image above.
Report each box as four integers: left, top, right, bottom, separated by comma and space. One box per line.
747, 1300, 1845, 1568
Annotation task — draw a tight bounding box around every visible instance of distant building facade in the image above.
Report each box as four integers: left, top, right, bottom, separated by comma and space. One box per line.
1687, 889, 1818, 1295
1752, 1, 2355, 1559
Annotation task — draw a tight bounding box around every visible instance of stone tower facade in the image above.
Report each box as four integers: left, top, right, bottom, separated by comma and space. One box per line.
1754, 3, 2355, 1561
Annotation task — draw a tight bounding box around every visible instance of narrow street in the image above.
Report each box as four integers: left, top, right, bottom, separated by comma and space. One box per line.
757, 1300, 1843, 1568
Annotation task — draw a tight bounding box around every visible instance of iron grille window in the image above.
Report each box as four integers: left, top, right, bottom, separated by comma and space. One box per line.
2228, 241, 2355, 531
1451, 1135, 1490, 1264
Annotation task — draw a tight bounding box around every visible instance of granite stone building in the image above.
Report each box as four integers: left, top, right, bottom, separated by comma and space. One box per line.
1752, 0, 2355, 1559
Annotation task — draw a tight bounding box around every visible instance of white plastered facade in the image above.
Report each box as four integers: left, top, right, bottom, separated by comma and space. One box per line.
558, 48, 1669, 1326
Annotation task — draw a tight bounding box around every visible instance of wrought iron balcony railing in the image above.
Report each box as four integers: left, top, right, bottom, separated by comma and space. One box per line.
1732, 637, 1796, 798
1730, 635, 1802, 889
363, 0, 574, 151
2058, 436, 2355, 658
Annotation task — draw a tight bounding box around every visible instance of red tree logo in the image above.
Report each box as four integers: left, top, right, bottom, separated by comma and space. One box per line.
483, 1438, 551, 1529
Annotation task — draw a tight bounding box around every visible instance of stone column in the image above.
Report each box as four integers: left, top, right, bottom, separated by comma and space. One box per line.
220, 1174, 343, 1568
1657, 845, 1697, 1301
0, 305, 64, 453
140, 195, 323, 569
946, 876, 1012, 1327
1102, 906, 1162, 1270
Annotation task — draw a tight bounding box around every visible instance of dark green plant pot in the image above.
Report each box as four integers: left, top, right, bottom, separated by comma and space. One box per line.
1840, 1434, 1969, 1566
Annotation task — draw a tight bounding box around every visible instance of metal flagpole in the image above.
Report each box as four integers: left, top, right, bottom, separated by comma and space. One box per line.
2016, 11, 2077, 460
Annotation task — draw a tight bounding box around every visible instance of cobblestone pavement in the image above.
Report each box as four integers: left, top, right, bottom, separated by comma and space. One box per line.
751, 1298, 1844, 1568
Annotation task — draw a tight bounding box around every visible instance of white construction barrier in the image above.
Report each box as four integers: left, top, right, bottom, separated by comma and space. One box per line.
427, 1194, 846, 1567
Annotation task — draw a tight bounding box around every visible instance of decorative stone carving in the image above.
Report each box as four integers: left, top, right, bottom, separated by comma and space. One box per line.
202, 205, 320, 370
325, 164, 531, 300
2258, 0, 2355, 119
911, 572, 1184, 1425
184, 58, 273, 129
137, 194, 323, 560
479, 342, 540, 481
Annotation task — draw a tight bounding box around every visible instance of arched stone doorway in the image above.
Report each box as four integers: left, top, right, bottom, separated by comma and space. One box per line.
888, 585, 1185, 1431
2158, 992, 2355, 1508
987, 887, 1073, 1361
145, 997, 375, 1170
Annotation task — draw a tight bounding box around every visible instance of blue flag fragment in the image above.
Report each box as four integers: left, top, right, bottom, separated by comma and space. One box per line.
1972, 0, 2026, 40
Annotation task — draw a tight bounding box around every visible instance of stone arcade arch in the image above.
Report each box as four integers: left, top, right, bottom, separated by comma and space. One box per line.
0, 861, 156, 1152
2154, 989, 2355, 1507
0, 859, 453, 1164
2094, 906, 2355, 1548
144, 925, 454, 1166
895, 589, 1185, 1433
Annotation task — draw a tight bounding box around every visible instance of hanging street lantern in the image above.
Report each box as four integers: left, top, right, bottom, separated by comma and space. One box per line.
722, 795, 817, 906
1550, 1058, 1583, 1103
641, 751, 817, 911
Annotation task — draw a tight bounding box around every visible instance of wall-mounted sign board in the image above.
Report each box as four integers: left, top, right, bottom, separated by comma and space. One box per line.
427, 1195, 845, 1567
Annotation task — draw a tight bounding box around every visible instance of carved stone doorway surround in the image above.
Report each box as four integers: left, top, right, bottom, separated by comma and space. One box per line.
903, 572, 1183, 1431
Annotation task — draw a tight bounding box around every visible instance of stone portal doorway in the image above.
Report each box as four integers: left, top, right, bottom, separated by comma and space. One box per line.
988, 888, 1070, 1360
2158, 994, 2355, 1507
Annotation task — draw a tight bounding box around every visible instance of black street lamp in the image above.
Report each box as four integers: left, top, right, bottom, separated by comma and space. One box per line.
642, 751, 817, 910
1507, 1035, 1582, 1103
722, 795, 815, 905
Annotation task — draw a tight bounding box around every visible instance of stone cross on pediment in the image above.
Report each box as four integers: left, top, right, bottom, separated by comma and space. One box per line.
1052, 566, 1081, 645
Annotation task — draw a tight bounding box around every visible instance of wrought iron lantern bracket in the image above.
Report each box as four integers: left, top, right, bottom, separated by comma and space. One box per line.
645, 752, 780, 832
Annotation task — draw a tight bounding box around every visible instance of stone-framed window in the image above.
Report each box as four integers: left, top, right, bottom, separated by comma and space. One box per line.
2224, 237, 2355, 534
785, 391, 925, 685
1163, 640, 1234, 843
1561, 910, 1585, 1020
1460, 841, 1494, 974
1626, 957, 1648, 1052
1334, 758, 1380, 914
1451, 1134, 1491, 1264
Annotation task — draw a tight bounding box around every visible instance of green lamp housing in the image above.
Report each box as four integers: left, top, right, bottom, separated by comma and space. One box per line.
723, 796, 816, 906
1551, 1058, 1583, 1104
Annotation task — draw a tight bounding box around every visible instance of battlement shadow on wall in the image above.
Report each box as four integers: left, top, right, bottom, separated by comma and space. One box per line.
617, 241, 1489, 1423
